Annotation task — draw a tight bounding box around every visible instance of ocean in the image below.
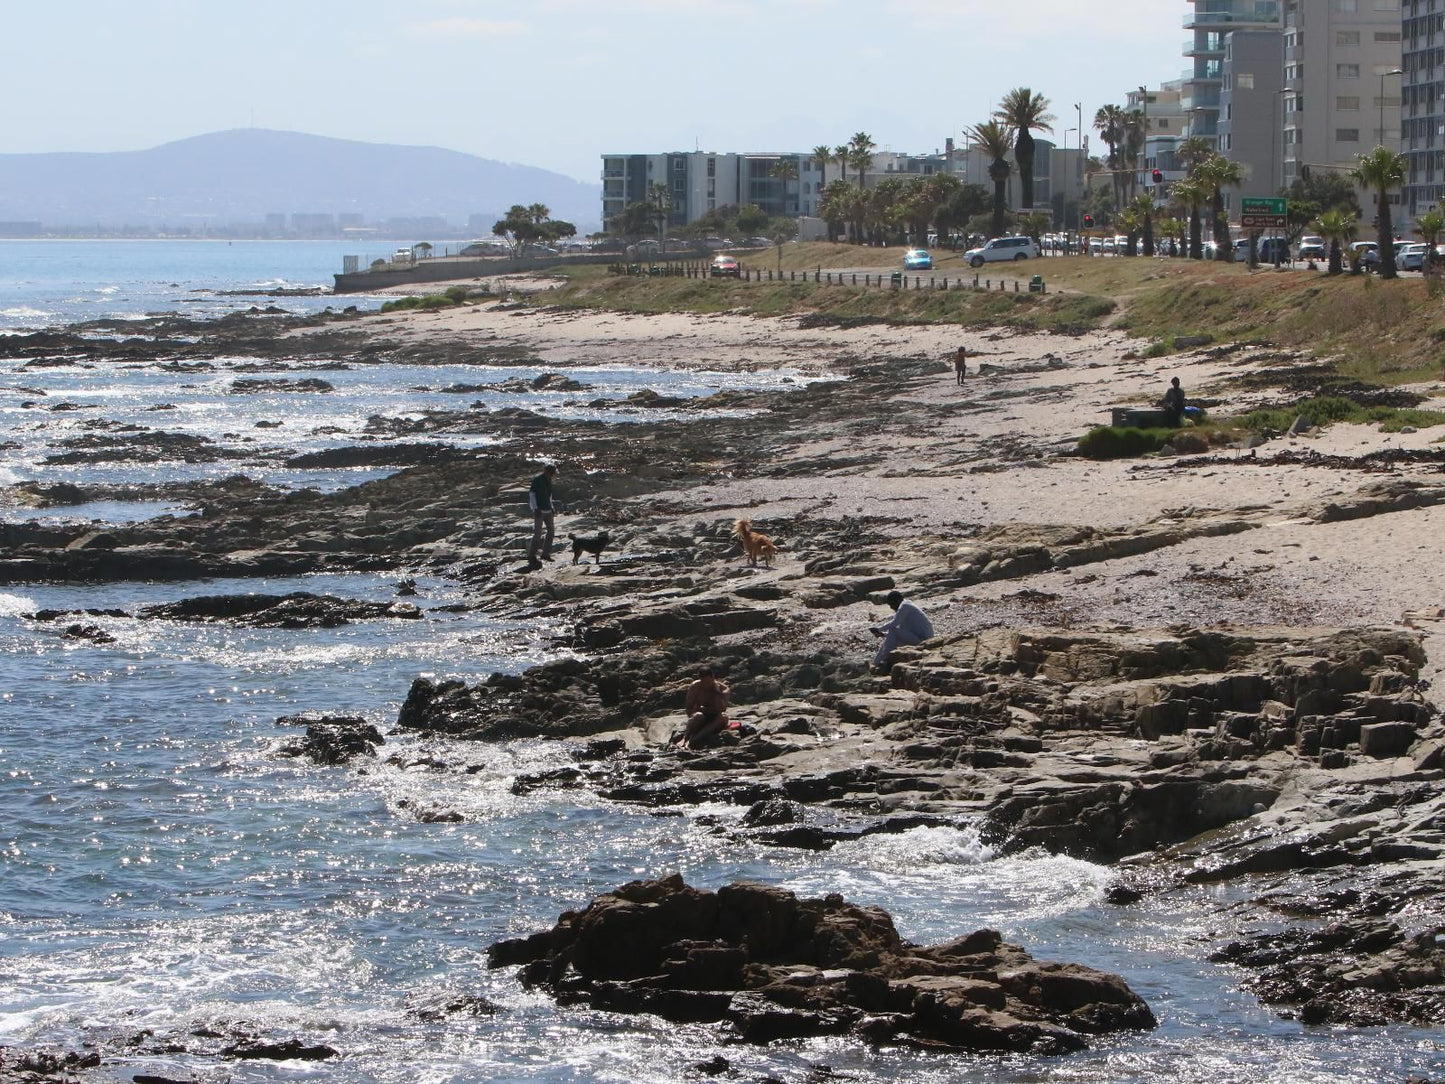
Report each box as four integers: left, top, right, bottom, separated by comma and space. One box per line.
1, 242, 1442, 1082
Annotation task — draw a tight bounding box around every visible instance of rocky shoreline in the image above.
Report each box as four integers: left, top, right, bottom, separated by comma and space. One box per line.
4, 294, 1445, 1074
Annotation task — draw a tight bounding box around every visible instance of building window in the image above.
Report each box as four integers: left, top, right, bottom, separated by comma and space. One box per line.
1337, 128, 1361, 141
1376, 31, 1402, 40
1338, 95, 1361, 109
1335, 0, 1357, 10
1238, 72, 1255, 89
1337, 30, 1361, 45
1337, 63, 1360, 78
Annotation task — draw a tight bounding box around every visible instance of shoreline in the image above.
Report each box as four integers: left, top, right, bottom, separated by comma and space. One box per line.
3, 288, 1445, 1065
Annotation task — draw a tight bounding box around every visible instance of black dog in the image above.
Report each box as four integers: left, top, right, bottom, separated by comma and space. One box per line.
568, 531, 610, 565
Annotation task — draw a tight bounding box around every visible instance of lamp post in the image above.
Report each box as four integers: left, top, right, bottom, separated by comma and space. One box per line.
1380, 68, 1404, 147
1138, 85, 1149, 194
1075, 102, 1083, 238
1064, 127, 1078, 235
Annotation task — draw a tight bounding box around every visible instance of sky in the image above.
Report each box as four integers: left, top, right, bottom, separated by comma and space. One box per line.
1, 0, 1185, 183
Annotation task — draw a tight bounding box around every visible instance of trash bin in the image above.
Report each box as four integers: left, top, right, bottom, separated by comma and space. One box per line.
890, 271, 903, 287
1028, 274, 1045, 293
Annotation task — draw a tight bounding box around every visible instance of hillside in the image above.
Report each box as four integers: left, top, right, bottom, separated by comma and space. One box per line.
0, 129, 600, 231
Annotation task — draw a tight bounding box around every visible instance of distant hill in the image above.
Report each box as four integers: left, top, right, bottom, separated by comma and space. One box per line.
0, 129, 600, 232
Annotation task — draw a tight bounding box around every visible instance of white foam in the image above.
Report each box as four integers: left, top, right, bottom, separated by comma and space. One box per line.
0, 592, 36, 617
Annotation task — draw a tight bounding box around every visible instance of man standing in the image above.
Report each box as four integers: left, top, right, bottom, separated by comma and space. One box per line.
954, 346, 968, 385
527, 463, 558, 566
1162, 377, 1185, 428
871, 590, 935, 668
677, 664, 730, 748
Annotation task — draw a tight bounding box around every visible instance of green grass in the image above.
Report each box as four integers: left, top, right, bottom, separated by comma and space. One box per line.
1077, 426, 1178, 459
539, 268, 1117, 335
1231, 394, 1445, 434
379, 284, 480, 313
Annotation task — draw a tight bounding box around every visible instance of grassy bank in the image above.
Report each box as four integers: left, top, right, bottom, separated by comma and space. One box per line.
543, 266, 1115, 335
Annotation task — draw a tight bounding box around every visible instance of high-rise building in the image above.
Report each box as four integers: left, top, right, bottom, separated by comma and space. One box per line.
1182, 1, 1283, 149
1281, 0, 1403, 188
1402, 0, 1444, 218
1217, 31, 1287, 202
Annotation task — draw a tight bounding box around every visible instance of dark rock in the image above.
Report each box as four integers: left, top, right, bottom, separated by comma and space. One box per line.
1358, 720, 1418, 757
140, 592, 422, 629
276, 714, 384, 765
219, 1038, 338, 1060
486, 875, 1154, 1053
228, 378, 334, 394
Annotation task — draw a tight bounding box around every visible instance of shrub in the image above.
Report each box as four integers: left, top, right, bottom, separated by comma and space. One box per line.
1077, 425, 1176, 459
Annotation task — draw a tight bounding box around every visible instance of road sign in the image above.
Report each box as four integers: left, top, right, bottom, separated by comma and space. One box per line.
1240, 196, 1288, 230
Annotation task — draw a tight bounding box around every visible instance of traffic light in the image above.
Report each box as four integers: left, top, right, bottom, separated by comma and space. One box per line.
1151, 169, 1164, 184
1083, 214, 1094, 228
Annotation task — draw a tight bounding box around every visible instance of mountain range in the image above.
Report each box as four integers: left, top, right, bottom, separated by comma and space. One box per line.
0, 129, 601, 232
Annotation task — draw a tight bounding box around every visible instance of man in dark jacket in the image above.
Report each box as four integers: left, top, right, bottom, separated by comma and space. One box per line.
527, 463, 558, 565
1163, 377, 1185, 427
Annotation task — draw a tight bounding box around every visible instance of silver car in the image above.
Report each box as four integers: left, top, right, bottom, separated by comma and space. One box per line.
964, 235, 1040, 267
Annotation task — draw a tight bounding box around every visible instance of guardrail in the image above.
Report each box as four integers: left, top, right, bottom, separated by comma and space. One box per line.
609, 261, 1048, 294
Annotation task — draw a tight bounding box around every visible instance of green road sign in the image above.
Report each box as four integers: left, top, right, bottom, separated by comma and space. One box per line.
1241, 197, 1287, 216
1240, 196, 1288, 230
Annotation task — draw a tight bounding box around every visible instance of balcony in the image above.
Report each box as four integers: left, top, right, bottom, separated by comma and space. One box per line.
1185, 37, 1225, 57
1183, 2, 1279, 29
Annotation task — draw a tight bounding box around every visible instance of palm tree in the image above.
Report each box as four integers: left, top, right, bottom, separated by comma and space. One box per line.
812, 145, 833, 191
1196, 155, 1244, 261
1115, 208, 1142, 256
1417, 209, 1445, 283
770, 158, 798, 218
834, 144, 850, 187
818, 179, 851, 243
968, 120, 1016, 238
994, 87, 1054, 209
1132, 192, 1156, 257
848, 132, 877, 188
1094, 105, 1128, 210
1175, 136, 1215, 176
1315, 208, 1356, 275
1123, 110, 1147, 202
1170, 174, 1209, 259
1350, 146, 1409, 279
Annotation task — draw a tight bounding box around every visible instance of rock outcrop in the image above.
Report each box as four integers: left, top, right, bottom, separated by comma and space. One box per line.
488, 875, 1155, 1052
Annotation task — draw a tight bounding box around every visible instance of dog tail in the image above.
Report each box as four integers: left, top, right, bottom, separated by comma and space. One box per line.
732, 517, 751, 539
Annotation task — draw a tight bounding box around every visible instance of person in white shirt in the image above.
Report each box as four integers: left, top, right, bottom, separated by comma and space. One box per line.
871, 591, 935, 667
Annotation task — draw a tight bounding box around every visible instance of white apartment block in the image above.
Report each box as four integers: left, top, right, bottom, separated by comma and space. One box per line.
1402, 0, 1445, 217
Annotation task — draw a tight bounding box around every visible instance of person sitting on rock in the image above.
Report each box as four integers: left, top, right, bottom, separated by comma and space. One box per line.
676, 664, 730, 748
1162, 377, 1185, 428
871, 591, 935, 669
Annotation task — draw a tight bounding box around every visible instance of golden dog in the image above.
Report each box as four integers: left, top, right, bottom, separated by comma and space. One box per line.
732, 518, 778, 567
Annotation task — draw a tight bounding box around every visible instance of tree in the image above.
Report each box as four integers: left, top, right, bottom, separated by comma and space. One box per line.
834, 144, 850, 188
847, 131, 876, 189
770, 158, 798, 218
1115, 208, 1142, 256
968, 120, 1015, 238
769, 215, 798, 274
610, 201, 655, 243
812, 145, 834, 191
413, 241, 433, 259
1315, 208, 1356, 275
1020, 211, 1051, 246
1132, 192, 1156, 257
1169, 175, 1208, 260
1417, 209, 1445, 284
647, 183, 672, 252
1350, 146, 1408, 279
1123, 108, 1147, 202
735, 203, 770, 234
817, 180, 851, 242
1094, 105, 1128, 210
1196, 154, 1244, 261
493, 204, 538, 255
935, 183, 990, 245
1283, 170, 1360, 220
1175, 136, 1215, 175
995, 87, 1054, 209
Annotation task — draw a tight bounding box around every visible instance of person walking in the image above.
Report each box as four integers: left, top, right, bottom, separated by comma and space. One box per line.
954, 346, 968, 385
527, 463, 558, 566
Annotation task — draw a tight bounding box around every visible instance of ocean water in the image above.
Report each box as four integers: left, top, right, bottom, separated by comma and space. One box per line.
1, 244, 1444, 1082
0, 240, 388, 330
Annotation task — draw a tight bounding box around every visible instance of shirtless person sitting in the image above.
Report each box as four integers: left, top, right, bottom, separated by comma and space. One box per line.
676, 664, 730, 748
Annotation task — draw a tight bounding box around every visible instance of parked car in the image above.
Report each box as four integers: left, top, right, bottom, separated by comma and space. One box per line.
963, 236, 1039, 267
391, 248, 414, 264
710, 254, 740, 277
459, 241, 505, 256
1256, 236, 1291, 263
902, 248, 933, 270
1397, 242, 1429, 271
1298, 235, 1326, 260
1349, 240, 1379, 270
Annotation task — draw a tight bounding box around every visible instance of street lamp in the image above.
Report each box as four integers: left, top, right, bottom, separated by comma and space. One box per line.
1380, 68, 1404, 147
1064, 128, 1078, 233
1138, 86, 1149, 192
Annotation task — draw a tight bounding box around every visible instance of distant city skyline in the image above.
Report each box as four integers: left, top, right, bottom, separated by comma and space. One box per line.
4, 0, 1181, 183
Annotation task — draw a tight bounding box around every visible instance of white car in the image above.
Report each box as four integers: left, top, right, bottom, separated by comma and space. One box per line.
1298, 235, 1326, 260
1397, 242, 1428, 271
964, 235, 1040, 267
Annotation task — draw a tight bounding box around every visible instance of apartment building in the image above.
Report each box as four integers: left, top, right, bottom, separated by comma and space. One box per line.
1281, 0, 1403, 187
1217, 30, 1287, 201
1402, 0, 1445, 217
1130, 83, 1191, 193
1182, 1, 1283, 149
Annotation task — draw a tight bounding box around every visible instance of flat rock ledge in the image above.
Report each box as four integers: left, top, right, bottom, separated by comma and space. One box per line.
487, 875, 1155, 1053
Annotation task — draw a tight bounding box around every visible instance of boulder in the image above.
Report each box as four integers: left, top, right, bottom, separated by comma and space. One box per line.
487, 876, 1154, 1053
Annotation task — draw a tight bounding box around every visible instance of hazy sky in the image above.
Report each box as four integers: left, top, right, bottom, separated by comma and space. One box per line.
4, 0, 1183, 183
